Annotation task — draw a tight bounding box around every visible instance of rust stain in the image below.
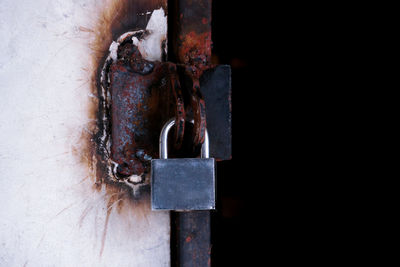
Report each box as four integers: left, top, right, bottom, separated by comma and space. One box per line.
99, 212, 111, 257
66, 2, 169, 250
99, 197, 114, 258
109, 42, 185, 178
86, 0, 166, 197
78, 26, 95, 33
171, 0, 212, 148
185, 235, 193, 243
67, 0, 170, 256
178, 31, 212, 69
79, 204, 94, 228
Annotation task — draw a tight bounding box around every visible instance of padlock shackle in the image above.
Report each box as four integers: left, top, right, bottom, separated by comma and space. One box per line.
160, 118, 209, 159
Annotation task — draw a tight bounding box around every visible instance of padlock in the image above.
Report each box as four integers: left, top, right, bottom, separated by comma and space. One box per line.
151, 118, 216, 211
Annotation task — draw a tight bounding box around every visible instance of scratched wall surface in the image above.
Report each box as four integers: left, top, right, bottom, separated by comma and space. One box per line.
0, 0, 170, 266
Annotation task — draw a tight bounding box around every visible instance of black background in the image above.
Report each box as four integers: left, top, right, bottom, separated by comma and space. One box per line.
211, 1, 266, 266
209, 2, 366, 265
167, 1, 332, 265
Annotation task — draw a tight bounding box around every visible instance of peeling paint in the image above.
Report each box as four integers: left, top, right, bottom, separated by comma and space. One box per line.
139, 8, 167, 62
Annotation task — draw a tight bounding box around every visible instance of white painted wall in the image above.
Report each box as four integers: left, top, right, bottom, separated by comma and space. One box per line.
0, 1, 170, 266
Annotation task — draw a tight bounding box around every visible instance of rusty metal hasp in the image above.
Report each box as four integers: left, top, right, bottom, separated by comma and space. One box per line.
104, 35, 231, 185
101, 32, 185, 183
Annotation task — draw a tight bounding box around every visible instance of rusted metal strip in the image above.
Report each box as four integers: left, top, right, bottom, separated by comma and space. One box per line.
170, 0, 213, 266
173, 0, 212, 69
171, 0, 212, 148
172, 211, 211, 267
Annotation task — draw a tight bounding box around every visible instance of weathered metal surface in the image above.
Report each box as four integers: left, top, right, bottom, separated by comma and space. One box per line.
169, 0, 214, 266
173, 0, 212, 70
87, 0, 230, 265
109, 39, 185, 179
108, 0, 231, 180
199, 65, 232, 160
171, 0, 213, 148
181, 66, 208, 148
152, 158, 215, 210
172, 211, 212, 267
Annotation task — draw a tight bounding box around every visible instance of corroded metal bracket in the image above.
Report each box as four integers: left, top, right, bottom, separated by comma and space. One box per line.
108, 33, 185, 180
99, 1, 231, 265
103, 38, 231, 181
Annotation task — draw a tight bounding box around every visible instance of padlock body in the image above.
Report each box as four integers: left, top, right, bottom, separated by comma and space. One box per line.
151, 158, 215, 211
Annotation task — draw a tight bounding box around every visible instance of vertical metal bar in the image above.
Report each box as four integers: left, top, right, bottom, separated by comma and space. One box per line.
173, 0, 212, 69
169, 0, 213, 266
174, 211, 211, 267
